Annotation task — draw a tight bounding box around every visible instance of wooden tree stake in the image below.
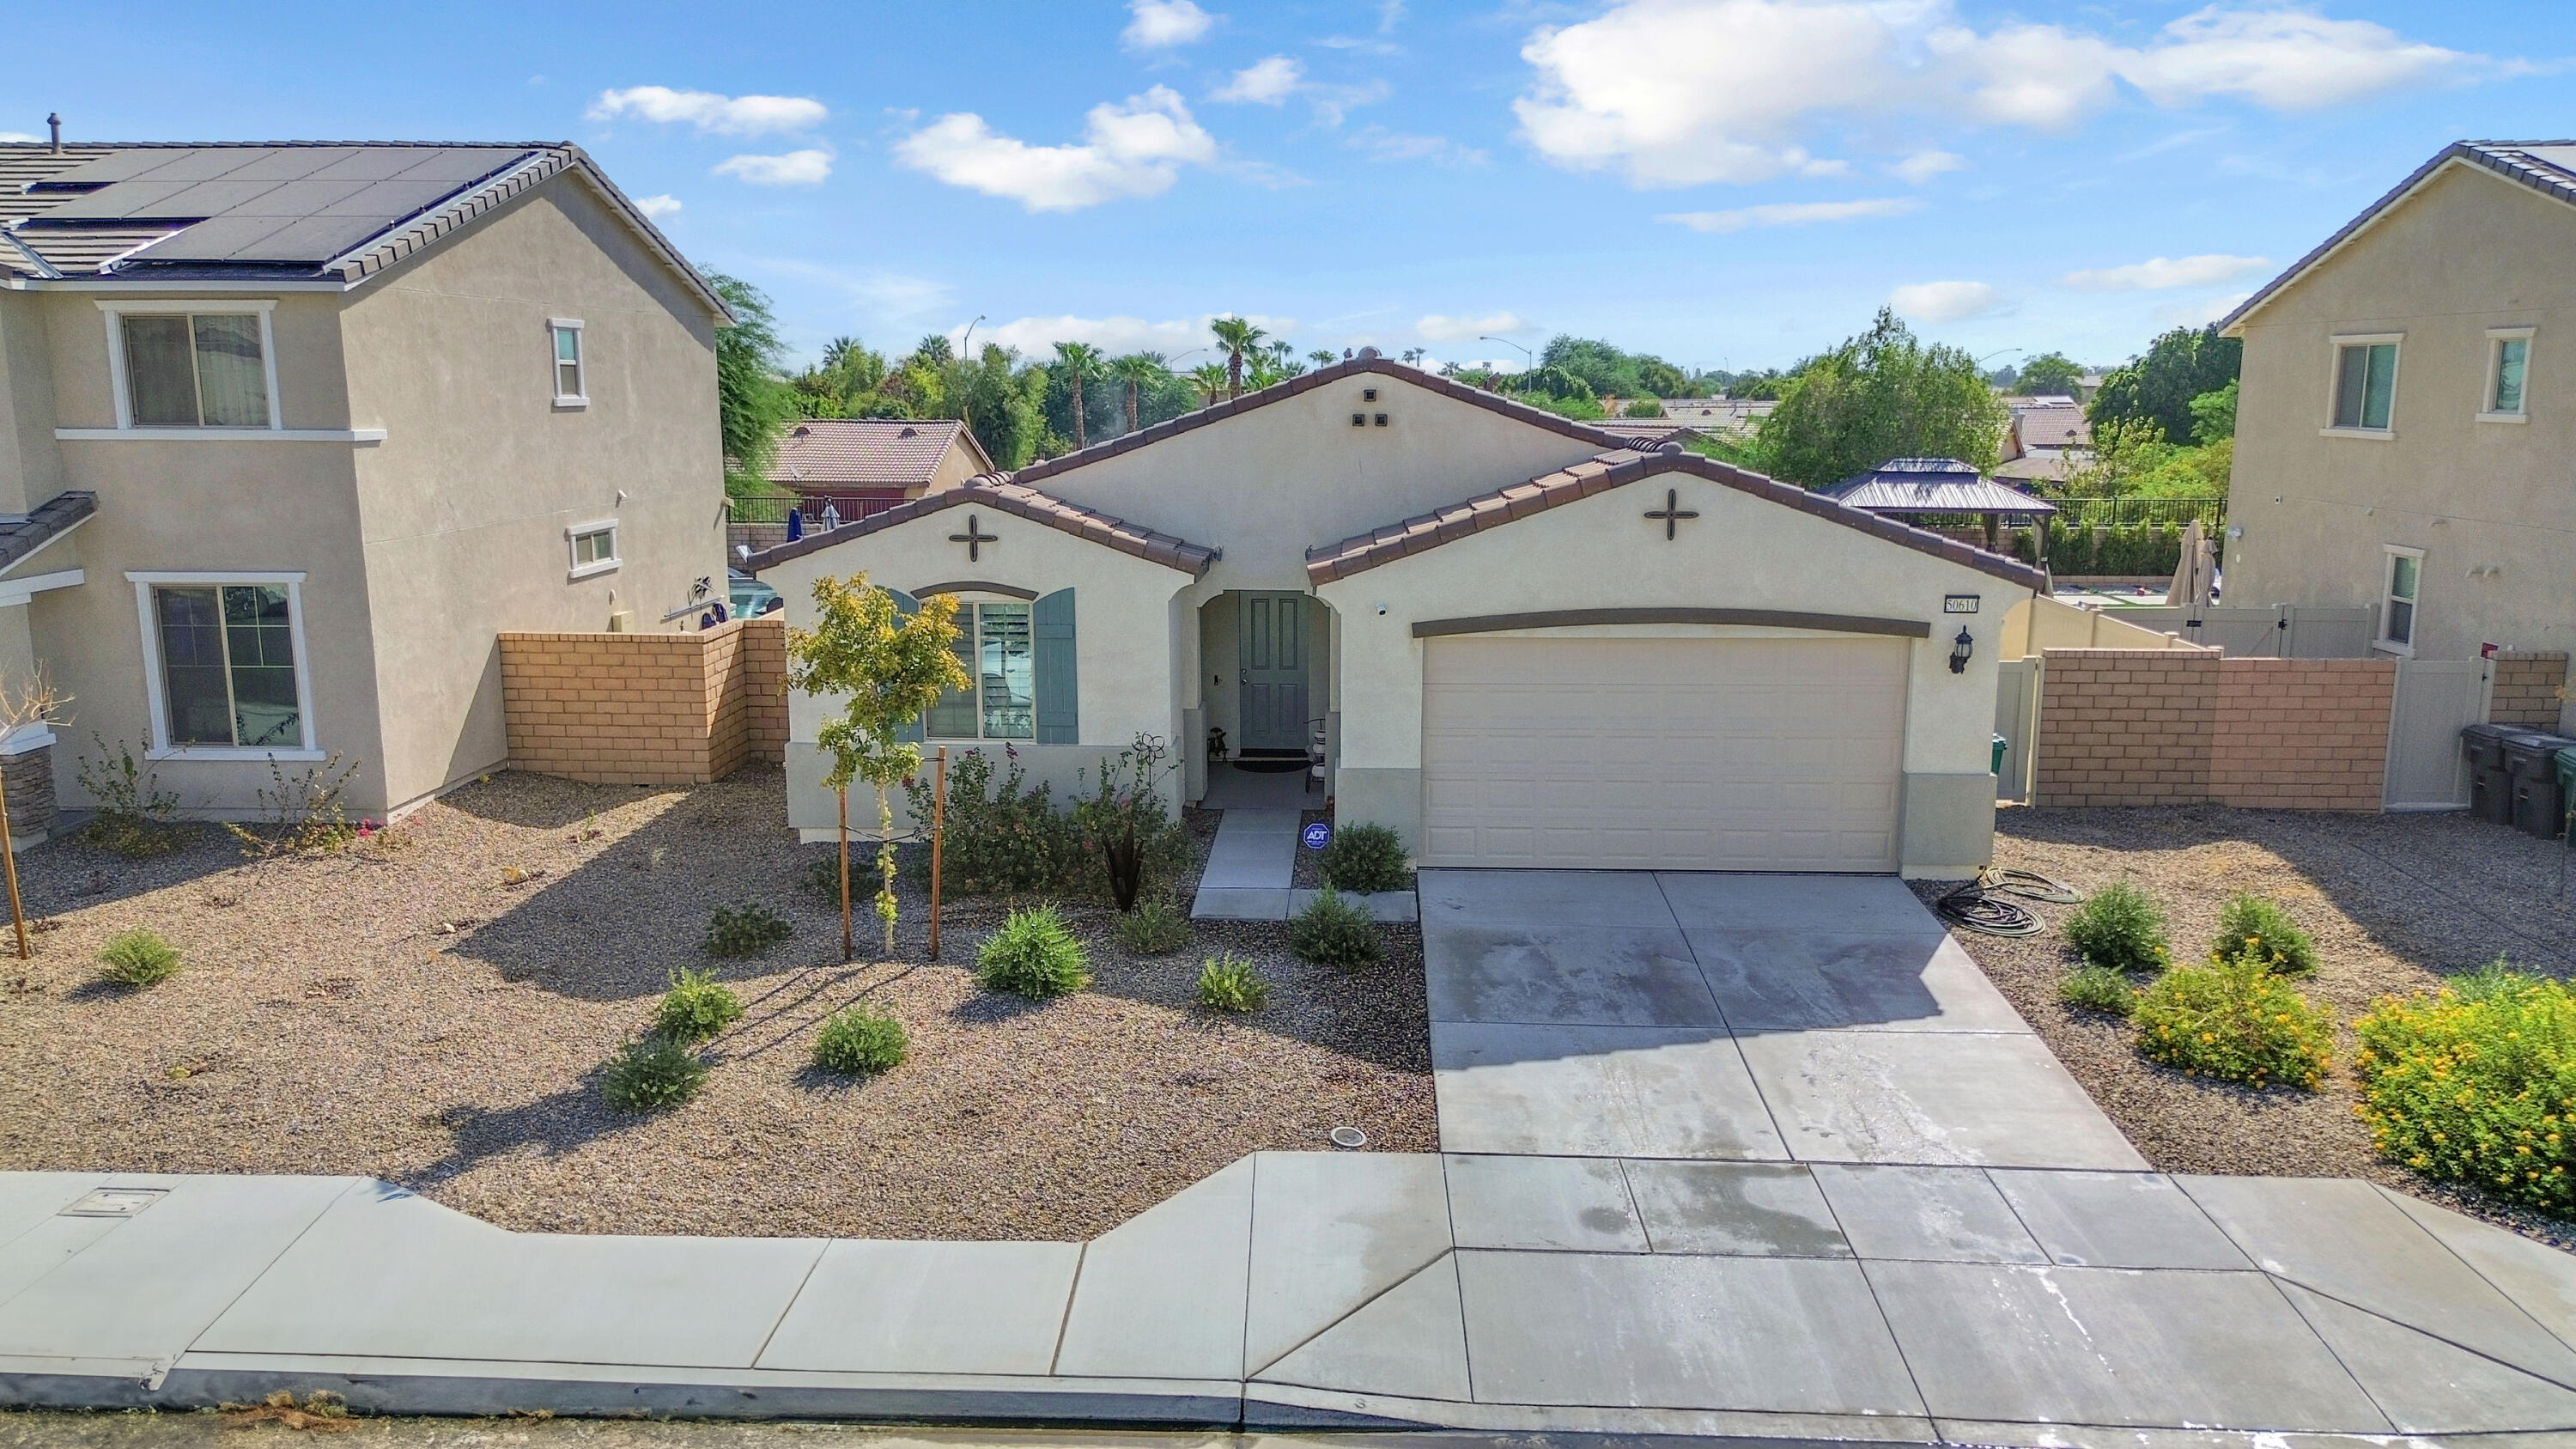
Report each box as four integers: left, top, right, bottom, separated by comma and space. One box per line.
837, 786, 853, 962
929, 746, 947, 961
0, 770, 24, 961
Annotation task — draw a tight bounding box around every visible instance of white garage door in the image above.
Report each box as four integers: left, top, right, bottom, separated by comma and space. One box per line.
1420, 635, 1906, 871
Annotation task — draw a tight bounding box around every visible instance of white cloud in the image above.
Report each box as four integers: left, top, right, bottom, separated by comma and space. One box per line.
714, 149, 833, 186
1417, 312, 1527, 343
589, 85, 827, 137
0, 132, 41, 144
2154, 290, 2255, 327
1351, 128, 1487, 167
1892, 149, 1965, 184
1213, 56, 1302, 105
963, 312, 1297, 357
1123, 0, 1214, 49
634, 194, 683, 218
1889, 280, 2002, 322
896, 88, 1218, 211
2058, 253, 2271, 291
1513, 0, 2479, 189
1659, 197, 1921, 232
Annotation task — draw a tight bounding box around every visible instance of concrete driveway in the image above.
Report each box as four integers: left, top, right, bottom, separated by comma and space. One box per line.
1420, 868, 2145, 1169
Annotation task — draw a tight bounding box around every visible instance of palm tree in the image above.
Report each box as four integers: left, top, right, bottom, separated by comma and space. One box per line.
1210, 315, 1266, 399
1053, 341, 1105, 449
1308, 349, 1340, 369
1110, 352, 1168, 435
1185, 362, 1229, 406
1400, 347, 1427, 366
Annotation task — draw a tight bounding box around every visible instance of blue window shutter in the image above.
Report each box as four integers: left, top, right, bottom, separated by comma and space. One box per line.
887, 588, 926, 745
1034, 588, 1078, 745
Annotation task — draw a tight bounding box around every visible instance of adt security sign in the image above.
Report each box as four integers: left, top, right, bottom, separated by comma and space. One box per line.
1301, 821, 1333, 850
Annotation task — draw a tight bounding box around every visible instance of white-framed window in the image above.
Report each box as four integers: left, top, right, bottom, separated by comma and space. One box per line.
2482, 326, 2532, 422
2326, 334, 2400, 434
99, 299, 283, 431
567, 520, 619, 580
550, 319, 586, 408
2376, 545, 2423, 655
128, 570, 319, 760
927, 601, 1035, 740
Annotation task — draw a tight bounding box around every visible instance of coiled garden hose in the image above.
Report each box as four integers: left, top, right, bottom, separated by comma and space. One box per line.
1935, 867, 2082, 936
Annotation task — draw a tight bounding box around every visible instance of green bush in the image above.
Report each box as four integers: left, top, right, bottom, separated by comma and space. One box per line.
601, 1034, 708, 1112
2065, 880, 2169, 974
977, 905, 1091, 998
1317, 824, 1411, 893
703, 904, 793, 958
2059, 965, 2138, 1017
1290, 888, 1381, 971
2135, 947, 2335, 1090
813, 1004, 909, 1075
1113, 898, 1190, 955
97, 928, 181, 989
2213, 894, 2318, 976
904, 749, 1081, 898
2355, 963, 2576, 1215
75, 736, 188, 859
653, 967, 744, 1043
1197, 953, 1269, 1012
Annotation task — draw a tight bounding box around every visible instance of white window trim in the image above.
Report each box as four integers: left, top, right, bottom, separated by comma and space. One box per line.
96, 298, 284, 432
567, 518, 620, 581
126, 569, 323, 761
2479, 325, 2535, 423
2324, 332, 2403, 438
2373, 545, 2424, 658
550, 318, 588, 410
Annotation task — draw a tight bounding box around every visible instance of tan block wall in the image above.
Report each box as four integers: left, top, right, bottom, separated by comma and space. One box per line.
2034, 648, 2396, 811
2489, 651, 2570, 729
498, 618, 787, 787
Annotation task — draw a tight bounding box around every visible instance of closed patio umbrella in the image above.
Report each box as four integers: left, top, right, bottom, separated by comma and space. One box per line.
2166, 517, 2215, 612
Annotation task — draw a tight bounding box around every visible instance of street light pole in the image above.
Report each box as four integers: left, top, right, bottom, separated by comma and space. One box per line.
1479, 336, 1534, 374
959, 314, 987, 356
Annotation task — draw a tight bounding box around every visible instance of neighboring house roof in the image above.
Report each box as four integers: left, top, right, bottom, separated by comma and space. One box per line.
1992, 453, 2075, 484
0, 140, 729, 320
2220, 140, 2576, 336
768, 418, 993, 490
2008, 403, 2089, 451
0, 490, 97, 575
1820, 460, 2057, 515
1591, 418, 1707, 445
1305, 447, 2048, 589
745, 476, 1217, 578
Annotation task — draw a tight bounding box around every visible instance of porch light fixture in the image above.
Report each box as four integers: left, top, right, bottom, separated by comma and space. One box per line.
1950, 626, 1974, 674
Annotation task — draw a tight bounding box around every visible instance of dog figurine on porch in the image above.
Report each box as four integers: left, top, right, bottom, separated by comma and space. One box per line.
1206, 725, 1230, 763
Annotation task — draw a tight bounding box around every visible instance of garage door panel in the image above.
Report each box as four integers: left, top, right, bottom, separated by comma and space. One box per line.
1421, 636, 1906, 872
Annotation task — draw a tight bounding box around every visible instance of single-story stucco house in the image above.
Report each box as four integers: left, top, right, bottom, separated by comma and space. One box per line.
750, 353, 2044, 878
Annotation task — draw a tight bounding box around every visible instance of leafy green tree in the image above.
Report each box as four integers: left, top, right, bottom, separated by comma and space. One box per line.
2014, 352, 2085, 397
1635, 357, 1687, 398
1753, 308, 2008, 487
708, 273, 800, 497
1210, 316, 1266, 398
1051, 341, 1105, 449
1722, 368, 1789, 400
2089, 326, 2240, 445
953, 344, 1046, 470
1110, 352, 1169, 435
787, 575, 971, 960
1624, 397, 1665, 418
2189, 379, 2238, 443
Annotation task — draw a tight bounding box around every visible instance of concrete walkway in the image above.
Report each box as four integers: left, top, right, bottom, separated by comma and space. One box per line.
1189, 766, 1414, 923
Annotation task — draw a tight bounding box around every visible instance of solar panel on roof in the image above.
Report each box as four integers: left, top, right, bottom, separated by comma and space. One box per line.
33, 181, 199, 219
313, 179, 471, 216
123, 215, 301, 261
386, 148, 529, 183
219, 148, 369, 181
216, 214, 406, 263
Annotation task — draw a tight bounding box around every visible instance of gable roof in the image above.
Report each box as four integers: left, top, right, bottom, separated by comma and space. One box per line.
2007, 401, 2088, 451
1004, 351, 1631, 489
1305, 447, 2047, 589
0, 140, 729, 320
745, 476, 1217, 577
769, 418, 994, 490
1820, 460, 2057, 516
2219, 141, 2576, 336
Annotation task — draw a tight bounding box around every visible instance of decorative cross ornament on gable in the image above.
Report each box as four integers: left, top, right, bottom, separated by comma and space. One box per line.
1643, 488, 1699, 540
949, 514, 999, 562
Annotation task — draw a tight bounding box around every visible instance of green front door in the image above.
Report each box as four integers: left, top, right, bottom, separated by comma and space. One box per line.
1237, 593, 1308, 752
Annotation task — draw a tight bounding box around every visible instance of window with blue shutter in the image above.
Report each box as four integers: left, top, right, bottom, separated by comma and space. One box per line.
1034, 588, 1078, 745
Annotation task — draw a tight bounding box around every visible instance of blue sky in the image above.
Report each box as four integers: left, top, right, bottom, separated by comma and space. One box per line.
7, 2, 2569, 374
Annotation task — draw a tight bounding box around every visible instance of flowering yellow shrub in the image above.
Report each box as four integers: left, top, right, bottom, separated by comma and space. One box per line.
2354, 965, 2576, 1216
2134, 946, 2334, 1090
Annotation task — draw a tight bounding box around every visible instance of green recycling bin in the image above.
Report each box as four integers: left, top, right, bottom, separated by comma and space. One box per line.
1991, 733, 2009, 776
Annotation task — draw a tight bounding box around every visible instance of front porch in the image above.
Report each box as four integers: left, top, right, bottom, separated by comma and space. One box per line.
1182, 588, 1338, 811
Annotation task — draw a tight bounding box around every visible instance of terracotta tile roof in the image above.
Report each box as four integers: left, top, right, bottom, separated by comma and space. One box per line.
2008, 402, 2089, 450
1591, 418, 1706, 445
1005, 350, 1631, 488
1305, 447, 2048, 590
768, 418, 991, 489
744, 476, 1217, 577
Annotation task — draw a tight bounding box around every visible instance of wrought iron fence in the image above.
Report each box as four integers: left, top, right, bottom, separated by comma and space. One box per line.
2050, 496, 2228, 529
724, 493, 903, 527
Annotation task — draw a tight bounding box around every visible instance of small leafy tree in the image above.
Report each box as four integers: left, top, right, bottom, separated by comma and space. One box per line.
787, 574, 972, 959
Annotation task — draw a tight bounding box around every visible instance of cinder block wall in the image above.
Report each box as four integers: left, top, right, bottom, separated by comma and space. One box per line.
497, 617, 788, 787
2034, 648, 2396, 811
2489, 651, 2570, 729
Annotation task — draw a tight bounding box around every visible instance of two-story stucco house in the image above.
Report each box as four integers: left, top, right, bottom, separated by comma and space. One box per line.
0, 137, 732, 830
2221, 141, 2573, 711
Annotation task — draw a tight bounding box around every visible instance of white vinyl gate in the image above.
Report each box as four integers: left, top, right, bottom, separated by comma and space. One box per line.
2383, 659, 2488, 811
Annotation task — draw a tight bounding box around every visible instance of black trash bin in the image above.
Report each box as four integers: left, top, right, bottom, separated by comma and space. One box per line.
2463, 722, 2521, 825
2501, 730, 2576, 840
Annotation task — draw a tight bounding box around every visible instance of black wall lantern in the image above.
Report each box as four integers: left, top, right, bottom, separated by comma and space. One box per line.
1949, 626, 1975, 674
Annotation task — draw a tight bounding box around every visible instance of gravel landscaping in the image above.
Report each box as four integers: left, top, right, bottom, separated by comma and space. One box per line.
0, 768, 1433, 1240
1922, 805, 2576, 1248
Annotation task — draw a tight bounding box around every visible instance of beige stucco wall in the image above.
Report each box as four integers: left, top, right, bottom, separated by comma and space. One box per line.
0, 291, 67, 516
338, 174, 726, 812
2227, 160, 2576, 670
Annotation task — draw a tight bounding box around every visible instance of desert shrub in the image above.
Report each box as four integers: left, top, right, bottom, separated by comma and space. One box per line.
977, 905, 1091, 998
225, 753, 361, 858
1072, 734, 1188, 910
97, 928, 181, 988
1197, 953, 1269, 1012
653, 967, 744, 1043
1317, 824, 1410, 893
2213, 893, 2318, 976
1291, 888, 1381, 970
2354, 962, 2576, 1215
600, 1034, 708, 1112
904, 748, 1081, 898
2135, 947, 2335, 1089
74, 736, 188, 859
1114, 898, 1190, 955
812, 1004, 909, 1075
2059, 964, 2138, 1017
2065, 880, 2168, 974
703, 904, 793, 958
